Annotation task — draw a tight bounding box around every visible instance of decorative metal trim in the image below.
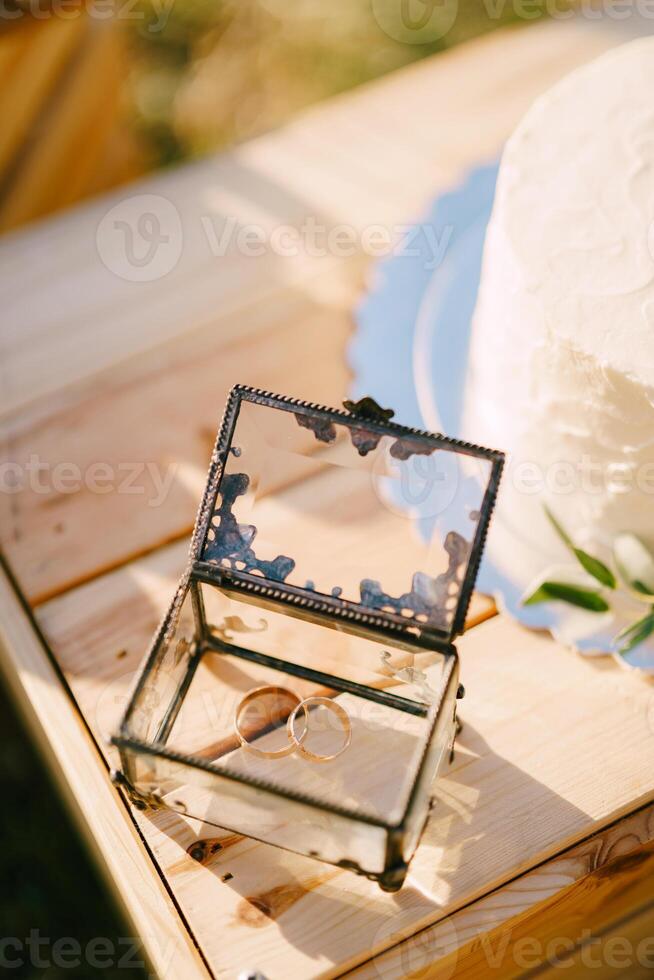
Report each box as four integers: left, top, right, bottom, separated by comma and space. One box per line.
193, 560, 451, 648
112, 743, 397, 886
342, 396, 395, 423
118, 575, 199, 741
112, 621, 457, 833
396, 653, 459, 826
203, 629, 430, 717
110, 769, 167, 811
452, 449, 505, 636
113, 384, 501, 890
192, 385, 504, 643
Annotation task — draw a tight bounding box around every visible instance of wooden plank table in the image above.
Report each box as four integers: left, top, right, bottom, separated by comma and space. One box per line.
2, 18, 654, 980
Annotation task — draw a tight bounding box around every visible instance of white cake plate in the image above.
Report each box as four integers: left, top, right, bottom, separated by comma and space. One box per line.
351, 164, 654, 672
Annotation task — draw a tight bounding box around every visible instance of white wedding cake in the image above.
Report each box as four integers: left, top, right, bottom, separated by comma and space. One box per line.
464, 37, 654, 575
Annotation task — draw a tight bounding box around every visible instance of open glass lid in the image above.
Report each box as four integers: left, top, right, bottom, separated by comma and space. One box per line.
194, 387, 504, 643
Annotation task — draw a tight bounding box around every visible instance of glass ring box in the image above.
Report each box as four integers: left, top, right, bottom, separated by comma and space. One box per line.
112, 386, 504, 891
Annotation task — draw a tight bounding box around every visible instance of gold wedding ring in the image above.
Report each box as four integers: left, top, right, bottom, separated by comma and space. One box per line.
235, 687, 352, 762
234, 685, 306, 760
286, 696, 352, 763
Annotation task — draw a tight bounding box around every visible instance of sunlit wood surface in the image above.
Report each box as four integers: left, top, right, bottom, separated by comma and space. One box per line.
1, 18, 653, 980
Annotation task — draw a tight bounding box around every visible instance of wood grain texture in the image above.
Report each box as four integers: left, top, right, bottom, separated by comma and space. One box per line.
34, 537, 489, 772
1, 17, 650, 980
0, 18, 621, 419
0, 19, 624, 607
0, 297, 356, 603
0, 560, 209, 980
536, 900, 654, 979
36, 549, 654, 979
347, 804, 654, 978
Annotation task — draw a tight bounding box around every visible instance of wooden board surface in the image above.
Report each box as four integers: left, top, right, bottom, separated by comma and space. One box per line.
1, 16, 653, 980
349, 801, 654, 978
36, 552, 654, 978
0, 558, 209, 980
0, 18, 620, 418
0, 18, 623, 606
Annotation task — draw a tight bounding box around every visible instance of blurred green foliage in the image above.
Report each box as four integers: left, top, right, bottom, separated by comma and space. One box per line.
126, 0, 548, 166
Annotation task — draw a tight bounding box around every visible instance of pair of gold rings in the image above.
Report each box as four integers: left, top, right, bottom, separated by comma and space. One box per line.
234, 685, 352, 763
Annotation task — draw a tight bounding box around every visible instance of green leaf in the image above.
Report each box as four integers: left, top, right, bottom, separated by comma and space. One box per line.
613, 533, 654, 600
614, 608, 654, 656
572, 549, 616, 589
522, 581, 610, 612
544, 505, 615, 588
544, 505, 574, 549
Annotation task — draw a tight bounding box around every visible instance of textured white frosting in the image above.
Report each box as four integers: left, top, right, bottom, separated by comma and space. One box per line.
464, 37, 654, 572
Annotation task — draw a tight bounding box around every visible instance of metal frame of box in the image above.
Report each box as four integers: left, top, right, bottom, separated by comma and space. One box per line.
112, 386, 504, 891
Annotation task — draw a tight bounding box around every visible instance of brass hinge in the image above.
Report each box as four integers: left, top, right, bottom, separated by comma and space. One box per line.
110, 769, 168, 812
